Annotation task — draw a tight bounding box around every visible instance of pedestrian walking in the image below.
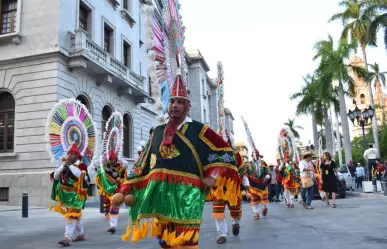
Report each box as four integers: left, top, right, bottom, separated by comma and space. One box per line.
356, 163, 365, 189
348, 160, 356, 191
375, 159, 385, 193
299, 152, 315, 210
320, 152, 338, 208
268, 164, 276, 202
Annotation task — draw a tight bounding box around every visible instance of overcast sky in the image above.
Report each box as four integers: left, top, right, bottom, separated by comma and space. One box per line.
179, 0, 387, 163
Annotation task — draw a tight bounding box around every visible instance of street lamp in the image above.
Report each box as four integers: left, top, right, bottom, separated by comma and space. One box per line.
347, 105, 374, 152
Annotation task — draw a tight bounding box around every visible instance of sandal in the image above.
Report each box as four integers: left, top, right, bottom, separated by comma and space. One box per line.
216, 236, 226, 244
58, 239, 70, 247
254, 213, 260, 220
73, 234, 85, 242
326, 201, 330, 206
332, 204, 337, 208
290, 204, 295, 208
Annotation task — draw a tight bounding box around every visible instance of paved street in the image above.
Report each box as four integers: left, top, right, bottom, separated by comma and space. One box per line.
1, 196, 387, 249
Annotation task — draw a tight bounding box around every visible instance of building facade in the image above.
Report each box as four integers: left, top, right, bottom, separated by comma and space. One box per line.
235, 141, 249, 162
0, 0, 157, 206
349, 56, 387, 140
224, 107, 234, 144
186, 49, 218, 131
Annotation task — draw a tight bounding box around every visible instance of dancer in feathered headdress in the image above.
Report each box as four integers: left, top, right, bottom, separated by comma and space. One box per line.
47, 98, 97, 247
277, 128, 299, 208
210, 130, 250, 244
118, 47, 240, 249
94, 112, 129, 233
241, 117, 271, 220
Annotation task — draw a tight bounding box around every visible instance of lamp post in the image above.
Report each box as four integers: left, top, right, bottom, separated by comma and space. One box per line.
347, 105, 375, 152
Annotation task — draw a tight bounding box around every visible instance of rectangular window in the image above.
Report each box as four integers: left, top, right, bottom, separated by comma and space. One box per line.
0, 187, 9, 201
103, 23, 114, 54
0, 0, 17, 35
123, 41, 131, 68
123, 0, 132, 14
79, 4, 88, 31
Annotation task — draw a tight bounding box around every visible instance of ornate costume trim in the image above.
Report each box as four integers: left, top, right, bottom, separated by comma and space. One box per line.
175, 131, 203, 179
122, 168, 203, 191
199, 125, 233, 152
180, 123, 189, 135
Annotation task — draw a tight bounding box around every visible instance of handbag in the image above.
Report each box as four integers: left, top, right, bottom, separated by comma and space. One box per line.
301, 174, 314, 188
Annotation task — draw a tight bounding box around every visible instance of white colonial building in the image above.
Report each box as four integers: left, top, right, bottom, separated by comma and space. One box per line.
186, 49, 218, 131
0, 0, 157, 206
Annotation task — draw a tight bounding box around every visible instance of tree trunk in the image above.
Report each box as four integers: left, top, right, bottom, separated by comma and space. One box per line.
312, 112, 319, 150
362, 46, 381, 157
323, 108, 333, 155
338, 81, 353, 164
335, 113, 343, 166
329, 106, 336, 156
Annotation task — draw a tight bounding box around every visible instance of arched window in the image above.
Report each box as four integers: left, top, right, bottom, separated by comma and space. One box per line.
101, 105, 112, 138
76, 94, 92, 114
123, 114, 132, 158
0, 92, 15, 153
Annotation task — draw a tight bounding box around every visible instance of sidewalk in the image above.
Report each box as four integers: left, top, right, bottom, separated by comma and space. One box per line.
346, 188, 386, 198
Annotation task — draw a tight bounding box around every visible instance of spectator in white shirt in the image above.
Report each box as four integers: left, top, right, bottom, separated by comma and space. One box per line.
363, 144, 378, 192
299, 152, 315, 209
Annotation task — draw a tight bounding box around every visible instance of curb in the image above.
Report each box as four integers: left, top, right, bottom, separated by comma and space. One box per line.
0, 207, 45, 213
346, 191, 386, 198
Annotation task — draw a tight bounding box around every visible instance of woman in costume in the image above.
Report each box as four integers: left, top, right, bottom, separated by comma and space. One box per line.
95, 112, 128, 233
211, 136, 250, 244
246, 149, 271, 220
47, 99, 97, 247
119, 59, 240, 249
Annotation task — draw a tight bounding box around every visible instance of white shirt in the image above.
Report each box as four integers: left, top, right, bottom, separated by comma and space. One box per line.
165, 116, 193, 130
54, 160, 82, 180
299, 160, 314, 178
363, 148, 377, 160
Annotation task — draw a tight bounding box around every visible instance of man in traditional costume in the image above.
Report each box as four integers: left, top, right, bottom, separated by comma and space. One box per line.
211, 138, 250, 244
119, 69, 240, 249
280, 156, 299, 208
95, 149, 128, 233
50, 144, 90, 247
246, 149, 271, 220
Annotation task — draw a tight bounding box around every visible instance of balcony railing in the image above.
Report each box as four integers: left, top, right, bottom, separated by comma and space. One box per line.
70, 29, 144, 88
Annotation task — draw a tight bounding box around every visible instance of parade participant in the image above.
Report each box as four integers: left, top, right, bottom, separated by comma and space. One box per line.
95, 149, 128, 233
280, 156, 299, 208
211, 135, 249, 244
51, 144, 90, 247
119, 68, 240, 249
246, 149, 271, 220
375, 158, 385, 193
312, 159, 325, 200
46, 98, 98, 247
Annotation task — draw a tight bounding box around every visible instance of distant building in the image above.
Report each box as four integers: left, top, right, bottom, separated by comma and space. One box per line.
224, 108, 234, 145
186, 49, 218, 131
349, 56, 387, 139
235, 141, 249, 162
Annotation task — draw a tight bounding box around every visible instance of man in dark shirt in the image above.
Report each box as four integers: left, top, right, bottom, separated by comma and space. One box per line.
348, 160, 356, 191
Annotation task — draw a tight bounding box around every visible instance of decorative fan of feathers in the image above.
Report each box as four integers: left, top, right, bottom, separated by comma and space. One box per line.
100, 112, 124, 170
46, 98, 98, 167
143, 0, 187, 120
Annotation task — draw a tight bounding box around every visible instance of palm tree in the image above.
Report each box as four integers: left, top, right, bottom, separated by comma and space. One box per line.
366, 62, 387, 123
313, 35, 357, 164
290, 74, 336, 153
330, 0, 381, 157
365, 0, 387, 49
283, 118, 304, 140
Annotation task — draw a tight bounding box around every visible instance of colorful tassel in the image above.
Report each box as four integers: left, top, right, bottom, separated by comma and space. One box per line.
121, 224, 132, 241
131, 225, 142, 243
162, 229, 168, 241
174, 231, 185, 245
49, 204, 52, 211
192, 230, 199, 242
